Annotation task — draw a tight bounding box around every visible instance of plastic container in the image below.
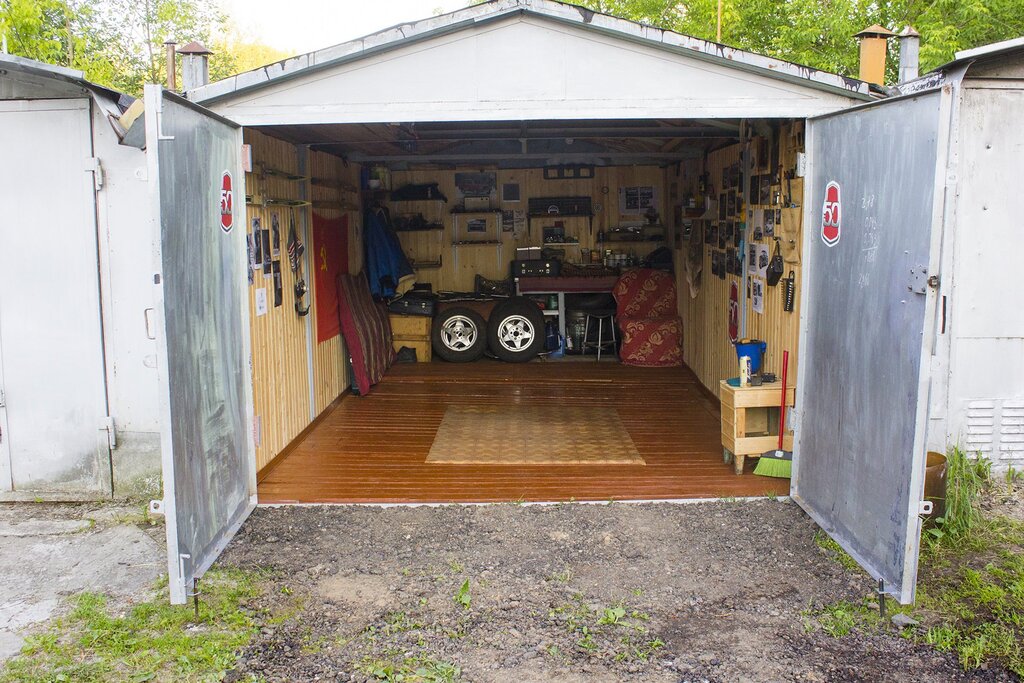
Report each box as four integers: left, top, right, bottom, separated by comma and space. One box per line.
734, 339, 767, 374
923, 451, 947, 527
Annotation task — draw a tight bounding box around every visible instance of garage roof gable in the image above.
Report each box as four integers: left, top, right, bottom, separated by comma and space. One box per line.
189, 0, 871, 124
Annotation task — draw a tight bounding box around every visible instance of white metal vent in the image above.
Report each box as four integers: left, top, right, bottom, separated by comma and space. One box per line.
964, 400, 1024, 463
1001, 401, 1024, 460
965, 401, 995, 454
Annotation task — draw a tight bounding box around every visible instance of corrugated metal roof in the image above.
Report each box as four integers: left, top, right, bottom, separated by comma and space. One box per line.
187, 0, 873, 105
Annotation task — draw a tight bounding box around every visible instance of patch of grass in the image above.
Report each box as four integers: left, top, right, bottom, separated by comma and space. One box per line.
814, 530, 862, 573
811, 449, 1024, 677
548, 568, 573, 584
0, 568, 263, 683
447, 559, 464, 574
548, 593, 664, 662
359, 655, 460, 683
925, 446, 992, 546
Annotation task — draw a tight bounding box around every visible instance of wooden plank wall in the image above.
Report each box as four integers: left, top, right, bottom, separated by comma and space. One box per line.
244, 129, 358, 470
675, 123, 805, 396
386, 166, 667, 292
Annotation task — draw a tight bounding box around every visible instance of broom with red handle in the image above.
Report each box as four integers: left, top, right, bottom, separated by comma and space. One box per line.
755, 350, 793, 478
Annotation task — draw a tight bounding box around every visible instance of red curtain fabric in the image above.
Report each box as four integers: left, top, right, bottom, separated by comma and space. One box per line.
613, 269, 683, 367
335, 273, 395, 395
313, 213, 349, 343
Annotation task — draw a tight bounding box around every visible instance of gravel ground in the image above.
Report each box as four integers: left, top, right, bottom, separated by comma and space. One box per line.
219, 499, 1016, 682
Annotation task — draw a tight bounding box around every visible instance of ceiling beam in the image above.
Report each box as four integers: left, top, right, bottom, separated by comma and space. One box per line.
342, 150, 703, 163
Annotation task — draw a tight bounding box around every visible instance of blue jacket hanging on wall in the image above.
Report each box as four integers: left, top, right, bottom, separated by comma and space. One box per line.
364, 205, 414, 299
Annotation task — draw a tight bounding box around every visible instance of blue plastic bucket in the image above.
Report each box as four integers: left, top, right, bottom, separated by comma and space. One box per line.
734, 339, 767, 374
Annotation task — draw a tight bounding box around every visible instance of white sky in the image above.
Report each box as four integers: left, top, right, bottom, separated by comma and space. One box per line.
217, 0, 473, 55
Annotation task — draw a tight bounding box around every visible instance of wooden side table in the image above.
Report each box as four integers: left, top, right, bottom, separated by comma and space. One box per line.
389, 314, 432, 362
719, 380, 796, 475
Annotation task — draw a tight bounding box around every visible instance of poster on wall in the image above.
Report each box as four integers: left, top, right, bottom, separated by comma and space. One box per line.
246, 233, 255, 285
455, 172, 497, 205
261, 229, 272, 276
755, 243, 770, 279
619, 186, 658, 215
252, 217, 263, 267
271, 213, 282, 258
312, 212, 349, 343
751, 277, 765, 314
255, 288, 268, 316
272, 261, 282, 307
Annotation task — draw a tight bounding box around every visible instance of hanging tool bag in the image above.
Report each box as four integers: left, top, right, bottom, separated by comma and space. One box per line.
388, 291, 437, 317
766, 240, 785, 286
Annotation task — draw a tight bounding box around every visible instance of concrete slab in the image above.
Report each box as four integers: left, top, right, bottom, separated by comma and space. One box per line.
0, 503, 163, 665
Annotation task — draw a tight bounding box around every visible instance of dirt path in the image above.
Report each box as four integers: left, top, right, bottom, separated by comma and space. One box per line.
221, 500, 1015, 682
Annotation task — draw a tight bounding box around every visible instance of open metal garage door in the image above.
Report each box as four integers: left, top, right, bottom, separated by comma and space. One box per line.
793, 89, 951, 604
144, 86, 256, 604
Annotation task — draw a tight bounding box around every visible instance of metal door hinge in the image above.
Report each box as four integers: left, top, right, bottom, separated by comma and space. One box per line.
0, 389, 5, 407
101, 416, 116, 450
908, 265, 930, 294
86, 157, 104, 190
927, 275, 940, 289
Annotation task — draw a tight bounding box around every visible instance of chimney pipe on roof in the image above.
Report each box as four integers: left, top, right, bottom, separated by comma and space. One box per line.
898, 26, 921, 82
178, 41, 213, 91
164, 40, 177, 91
855, 24, 895, 85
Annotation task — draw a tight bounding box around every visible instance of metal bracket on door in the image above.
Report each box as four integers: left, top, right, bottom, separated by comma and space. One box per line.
101, 416, 116, 450
0, 389, 5, 407
908, 265, 930, 294
85, 157, 104, 190
154, 98, 175, 141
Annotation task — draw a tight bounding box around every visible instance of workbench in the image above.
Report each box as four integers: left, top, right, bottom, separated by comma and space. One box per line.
515, 275, 619, 342
719, 379, 796, 475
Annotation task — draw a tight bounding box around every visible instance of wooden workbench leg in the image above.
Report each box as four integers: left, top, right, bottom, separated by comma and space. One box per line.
733, 453, 745, 475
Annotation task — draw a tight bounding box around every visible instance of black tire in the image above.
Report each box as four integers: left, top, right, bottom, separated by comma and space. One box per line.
487, 297, 546, 363
432, 307, 487, 363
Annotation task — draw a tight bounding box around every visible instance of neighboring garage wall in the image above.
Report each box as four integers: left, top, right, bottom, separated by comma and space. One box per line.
244, 130, 358, 470
91, 96, 163, 497
387, 166, 667, 292
677, 123, 805, 396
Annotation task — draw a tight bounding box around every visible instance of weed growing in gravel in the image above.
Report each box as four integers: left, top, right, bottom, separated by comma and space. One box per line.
0, 568, 263, 683
454, 580, 472, 610
359, 655, 460, 683
548, 567, 573, 583
448, 558, 464, 573
547, 593, 665, 662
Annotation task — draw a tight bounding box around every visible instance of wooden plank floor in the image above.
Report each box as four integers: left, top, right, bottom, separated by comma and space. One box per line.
258, 360, 791, 503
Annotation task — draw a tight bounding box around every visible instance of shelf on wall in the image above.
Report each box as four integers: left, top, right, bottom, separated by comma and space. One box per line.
395, 225, 445, 232
258, 164, 308, 181
412, 257, 443, 269
451, 209, 503, 215
265, 198, 311, 207
452, 240, 501, 246
312, 200, 359, 211
392, 197, 447, 203
310, 177, 358, 193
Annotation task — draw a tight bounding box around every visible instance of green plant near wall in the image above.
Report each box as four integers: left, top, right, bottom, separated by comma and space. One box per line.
925, 446, 992, 546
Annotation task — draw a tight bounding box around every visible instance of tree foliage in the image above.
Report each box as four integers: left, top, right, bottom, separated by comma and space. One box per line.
0, 0, 288, 95
577, 0, 1024, 80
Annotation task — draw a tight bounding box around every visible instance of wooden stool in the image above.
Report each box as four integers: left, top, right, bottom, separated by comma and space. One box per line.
719, 380, 796, 474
